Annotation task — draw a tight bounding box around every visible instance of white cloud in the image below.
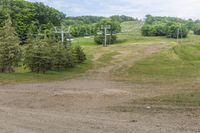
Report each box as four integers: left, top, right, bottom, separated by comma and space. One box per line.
27, 0, 200, 19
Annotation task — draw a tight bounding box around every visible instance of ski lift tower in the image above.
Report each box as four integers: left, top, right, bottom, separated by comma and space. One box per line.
101, 25, 111, 46
54, 26, 72, 44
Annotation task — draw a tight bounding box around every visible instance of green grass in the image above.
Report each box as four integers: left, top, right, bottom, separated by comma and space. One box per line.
126, 43, 200, 84
132, 91, 200, 111
143, 91, 200, 107
117, 32, 177, 45
0, 57, 92, 83
97, 51, 120, 66
111, 91, 200, 112
72, 36, 96, 46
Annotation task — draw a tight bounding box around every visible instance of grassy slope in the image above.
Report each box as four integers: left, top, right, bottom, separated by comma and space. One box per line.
121, 21, 144, 33
116, 21, 200, 111
118, 21, 177, 45
72, 37, 96, 46
126, 43, 200, 84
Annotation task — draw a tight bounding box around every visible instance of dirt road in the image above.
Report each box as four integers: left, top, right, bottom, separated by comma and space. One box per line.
0, 44, 200, 133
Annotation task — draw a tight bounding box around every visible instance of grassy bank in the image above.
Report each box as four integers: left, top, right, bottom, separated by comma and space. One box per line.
126, 44, 200, 84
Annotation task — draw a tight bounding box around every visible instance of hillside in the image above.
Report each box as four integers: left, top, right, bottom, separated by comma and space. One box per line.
121, 21, 144, 33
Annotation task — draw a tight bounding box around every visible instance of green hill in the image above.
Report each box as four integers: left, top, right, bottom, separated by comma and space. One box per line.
121, 21, 144, 33
127, 43, 200, 84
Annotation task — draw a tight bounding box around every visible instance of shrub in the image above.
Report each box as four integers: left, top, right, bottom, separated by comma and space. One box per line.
94, 19, 120, 45
193, 23, 200, 35
142, 23, 166, 36
94, 34, 117, 45
141, 24, 155, 36
166, 23, 188, 38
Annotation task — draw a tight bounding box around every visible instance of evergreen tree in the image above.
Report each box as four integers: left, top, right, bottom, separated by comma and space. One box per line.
24, 40, 52, 73
63, 46, 77, 68
0, 15, 21, 73
51, 45, 67, 70
74, 45, 86, 63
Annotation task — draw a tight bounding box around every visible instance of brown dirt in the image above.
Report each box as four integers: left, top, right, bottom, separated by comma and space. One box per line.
0, 43, 200, 133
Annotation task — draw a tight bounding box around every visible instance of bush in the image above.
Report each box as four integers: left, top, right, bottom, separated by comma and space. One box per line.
94, 34, 117, 45
154, 23, 167, 36
141, 24, 155, 36
94, 19, 120, 45
166, 23, 188, 38
142, 23, 166, 36
193, 23, 200, 35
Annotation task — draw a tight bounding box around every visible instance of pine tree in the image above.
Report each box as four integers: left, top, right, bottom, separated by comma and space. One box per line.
24, 40, 52, 73
74, 45, 86, 63
0, 14, 21, 73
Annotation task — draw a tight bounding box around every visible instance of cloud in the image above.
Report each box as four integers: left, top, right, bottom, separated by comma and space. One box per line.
27, 0, 200, 19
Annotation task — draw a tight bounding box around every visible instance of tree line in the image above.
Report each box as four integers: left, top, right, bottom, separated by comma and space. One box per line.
0, 0, 65, 44
62, 15, 136, 38
141, 15, 200, 38
141, 15, 189, 38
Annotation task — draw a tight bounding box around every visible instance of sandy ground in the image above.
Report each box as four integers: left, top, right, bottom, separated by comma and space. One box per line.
0, 43, 200, 133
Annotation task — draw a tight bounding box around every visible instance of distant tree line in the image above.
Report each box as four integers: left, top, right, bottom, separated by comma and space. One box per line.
193, 22, 200, 35
141, 15, 190, 38
142, 15, 200, 38
62, 15, 136, 38
0, 0, 137, 44
0, 0, 65, 44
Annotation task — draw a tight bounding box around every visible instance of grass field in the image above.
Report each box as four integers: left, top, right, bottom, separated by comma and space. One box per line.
124, 44, 200, 84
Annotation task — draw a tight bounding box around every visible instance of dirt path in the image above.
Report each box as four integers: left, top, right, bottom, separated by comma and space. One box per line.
0, 43, 200, 133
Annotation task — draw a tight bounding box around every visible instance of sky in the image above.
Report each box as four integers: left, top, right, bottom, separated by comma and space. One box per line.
27, 0, 200, 19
